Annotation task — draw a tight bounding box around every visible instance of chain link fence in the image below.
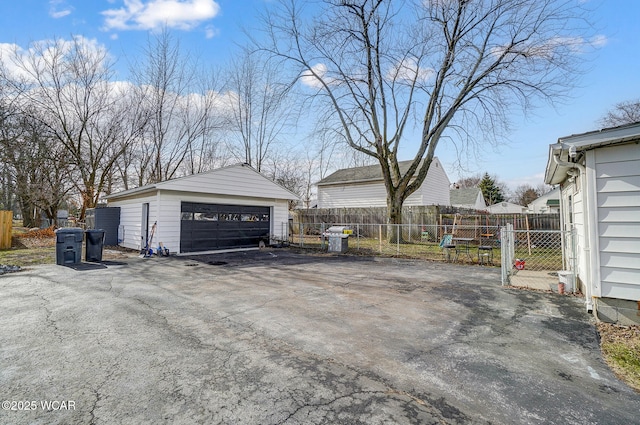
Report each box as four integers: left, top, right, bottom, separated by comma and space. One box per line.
500, 224, 577, 292
288, 222, 502, 264
288, 221, 576, 293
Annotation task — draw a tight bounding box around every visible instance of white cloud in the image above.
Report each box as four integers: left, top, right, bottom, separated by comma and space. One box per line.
300, 63, 330, 89
204, 25, 218, 39
590, 34, 608, 48
102, 0, 221, 31
0, 36, 110, 82
49, 0, 73, 18
387, 58, 434, 83
492, 34, 607, 60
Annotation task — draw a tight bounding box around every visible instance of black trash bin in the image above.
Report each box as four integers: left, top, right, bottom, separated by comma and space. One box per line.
55, 228, 84, 266
85, 229, 105, 262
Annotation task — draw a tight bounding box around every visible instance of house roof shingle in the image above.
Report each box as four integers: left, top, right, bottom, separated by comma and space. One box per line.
449, 187, 482, 206
317, 159, 437, 186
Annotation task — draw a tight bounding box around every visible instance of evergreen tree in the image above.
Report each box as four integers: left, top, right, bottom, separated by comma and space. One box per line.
479, 173, 505, 205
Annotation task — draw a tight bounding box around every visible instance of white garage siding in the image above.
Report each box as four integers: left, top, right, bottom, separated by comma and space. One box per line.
109, 194, 157, 252
110, 192, 290, 254
594, 144, 640, 300
155, 192, 289, 253
106, 165, 298, 254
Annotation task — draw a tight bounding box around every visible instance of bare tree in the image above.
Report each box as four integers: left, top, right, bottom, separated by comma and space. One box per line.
511, 184, 540, 207
180, 73, 229, 175
224, 50, 296, 172
0, 37, 146, 219
259, 0, 592, 233
600, 99, 640, 128
264, 148, 305, 209
454, 173, 482, 189
130, 29, 223, 184
0, 103, 73, 226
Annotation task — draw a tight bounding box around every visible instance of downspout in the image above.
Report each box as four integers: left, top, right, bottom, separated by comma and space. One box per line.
553, 154, 594, 313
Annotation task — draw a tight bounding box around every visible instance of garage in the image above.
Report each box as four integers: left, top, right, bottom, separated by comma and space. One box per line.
105, 164, 299, 254
180, 202, 271, 252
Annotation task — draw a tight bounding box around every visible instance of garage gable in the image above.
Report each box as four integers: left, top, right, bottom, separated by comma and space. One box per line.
157, 164, 299, 200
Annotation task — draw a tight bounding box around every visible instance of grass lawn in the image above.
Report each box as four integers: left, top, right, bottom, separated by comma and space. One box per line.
598, 323, 640, 392
293, 235, 502, 264
1, 226, 56, 267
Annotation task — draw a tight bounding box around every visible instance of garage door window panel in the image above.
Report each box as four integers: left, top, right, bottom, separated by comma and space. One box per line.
180, 202, 270, 252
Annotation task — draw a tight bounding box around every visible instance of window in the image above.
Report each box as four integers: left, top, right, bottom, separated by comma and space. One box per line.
195, 212, 217, 221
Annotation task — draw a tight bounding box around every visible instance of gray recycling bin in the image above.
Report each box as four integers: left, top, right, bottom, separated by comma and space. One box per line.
55, 228, 84, 265
85, 229, 105, 262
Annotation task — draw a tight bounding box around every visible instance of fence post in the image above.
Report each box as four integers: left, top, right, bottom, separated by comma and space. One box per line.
500, 225, 515, 286
299, 222, 303, 247
396, 225, 400, 254
0, 211, 11, 250
356, 223, 360, 250
321, 223, 326, 250
379, 224, 382, 253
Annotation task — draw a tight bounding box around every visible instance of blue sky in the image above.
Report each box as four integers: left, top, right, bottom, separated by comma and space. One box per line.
1, 0, 639, 191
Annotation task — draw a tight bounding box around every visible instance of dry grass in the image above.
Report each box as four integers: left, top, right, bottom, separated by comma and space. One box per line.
598, 323, 640, 392
0, 226, 134, 267
0, 226, 57, 266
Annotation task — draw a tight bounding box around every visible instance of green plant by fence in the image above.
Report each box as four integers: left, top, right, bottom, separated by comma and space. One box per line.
0, 211, 12, 250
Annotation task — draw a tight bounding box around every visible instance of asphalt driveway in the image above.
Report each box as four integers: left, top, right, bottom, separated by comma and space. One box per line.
1, 249, 639, 424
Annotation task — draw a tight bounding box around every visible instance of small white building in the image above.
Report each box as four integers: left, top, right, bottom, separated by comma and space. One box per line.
450, 187, 486, 211
544, 122, 640, 324
527, 187, 560, 214
486, 202, 526, 214
316, 158, 450, 208
105, 164, 299, 254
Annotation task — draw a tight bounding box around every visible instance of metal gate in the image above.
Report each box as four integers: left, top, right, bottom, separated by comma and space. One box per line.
501, 224, 577, 291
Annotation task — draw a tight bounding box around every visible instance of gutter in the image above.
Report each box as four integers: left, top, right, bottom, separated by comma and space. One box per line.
553, 154, 594, 313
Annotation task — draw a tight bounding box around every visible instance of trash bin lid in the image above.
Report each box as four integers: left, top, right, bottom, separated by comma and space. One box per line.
85, 229, 105, 234
55, 227, 84, 234
55, 227, 84, 242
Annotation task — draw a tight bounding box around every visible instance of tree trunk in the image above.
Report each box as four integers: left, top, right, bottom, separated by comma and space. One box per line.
19, 199, 39, 228
387, 196, 404, 243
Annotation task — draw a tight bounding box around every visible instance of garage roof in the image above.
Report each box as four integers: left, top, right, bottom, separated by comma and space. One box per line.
105, 163, 301, 201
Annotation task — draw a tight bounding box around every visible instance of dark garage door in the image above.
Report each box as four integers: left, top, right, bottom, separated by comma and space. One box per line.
180, 202, 271, 253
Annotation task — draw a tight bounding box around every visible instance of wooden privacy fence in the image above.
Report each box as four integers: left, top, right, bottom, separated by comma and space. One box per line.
0, 210, 12, 249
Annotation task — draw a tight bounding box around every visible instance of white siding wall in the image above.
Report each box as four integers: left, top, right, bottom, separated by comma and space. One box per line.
109, 190, 290, 254
562, 181, 586, 291
417, 158, 451, 206
317, 159, 450, 208
594, 144, 640, 300
318, 181, 389, 208
108, 194, 157, 251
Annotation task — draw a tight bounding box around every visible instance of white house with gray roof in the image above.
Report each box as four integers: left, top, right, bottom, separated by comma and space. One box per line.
316, 158, 451, 208
527, 187, 560, 214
